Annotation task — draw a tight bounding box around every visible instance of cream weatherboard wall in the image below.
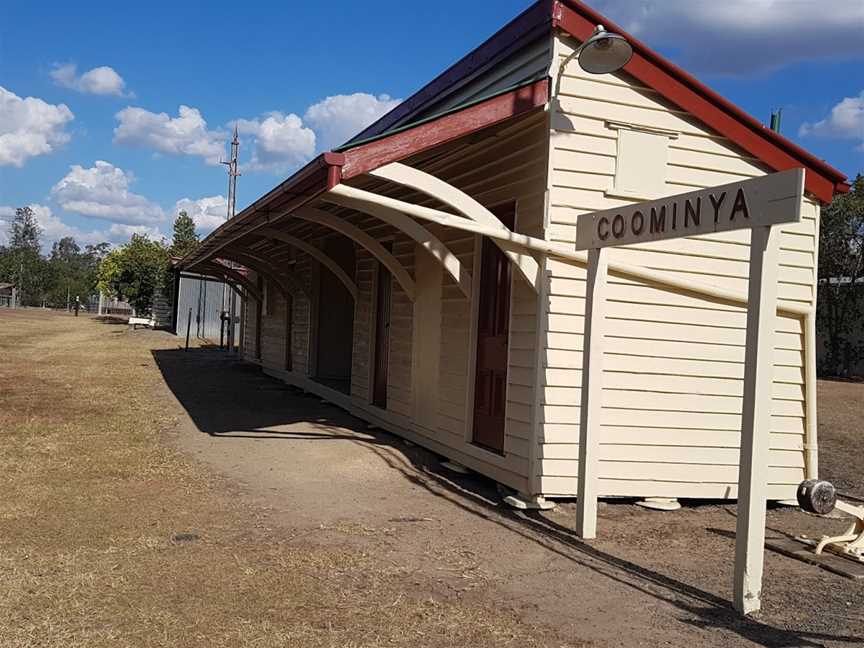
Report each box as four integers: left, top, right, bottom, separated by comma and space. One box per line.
239, 113, 550, 495
537, 34, 818, 499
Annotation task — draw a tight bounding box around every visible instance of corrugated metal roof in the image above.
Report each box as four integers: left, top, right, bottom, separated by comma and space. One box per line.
334, 72, 548, 153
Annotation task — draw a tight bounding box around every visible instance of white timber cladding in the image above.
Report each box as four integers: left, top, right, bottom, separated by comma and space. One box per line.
241, 281, 257, 360
245, 114, 549, 494
541, 34, 818, 499
412, 245, 443, 429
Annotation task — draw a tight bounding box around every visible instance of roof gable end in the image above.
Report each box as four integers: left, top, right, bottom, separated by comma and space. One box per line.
554, 0, 848, 203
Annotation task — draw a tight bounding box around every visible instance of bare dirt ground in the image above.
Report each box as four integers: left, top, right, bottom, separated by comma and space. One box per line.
1, 309, 862, 647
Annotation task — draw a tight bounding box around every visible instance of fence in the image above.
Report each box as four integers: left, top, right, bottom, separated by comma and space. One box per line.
91, 296, 133, 316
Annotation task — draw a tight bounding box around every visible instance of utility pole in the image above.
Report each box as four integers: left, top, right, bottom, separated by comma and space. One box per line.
222, 124, 240, 221
220, 125, 241, 351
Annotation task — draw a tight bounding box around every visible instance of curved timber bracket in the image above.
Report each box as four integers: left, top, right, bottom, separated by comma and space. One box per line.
292, 206, 416, 301
323, 191, 473, 299
258, 227, 359, 301
369, 162, 540, 292
217, 250, 309, 301
198, 261, 263, 303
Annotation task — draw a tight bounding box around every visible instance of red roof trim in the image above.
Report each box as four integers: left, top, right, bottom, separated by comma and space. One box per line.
180, 81, 548, 267
341, 78, 549, 179
554, 0, 848, 203
179, 152, 344, 267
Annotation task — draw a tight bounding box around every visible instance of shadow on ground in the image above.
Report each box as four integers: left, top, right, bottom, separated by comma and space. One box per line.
151, 346, 862, 648
93, 315, 131, 325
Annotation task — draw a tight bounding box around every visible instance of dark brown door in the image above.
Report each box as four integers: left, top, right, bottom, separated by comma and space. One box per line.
472, 203, 515, 454
372, 250, 393, 408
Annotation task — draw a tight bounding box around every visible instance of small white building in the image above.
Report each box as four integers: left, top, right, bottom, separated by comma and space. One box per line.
179, 0, 849, 504
0, 282, 16, 308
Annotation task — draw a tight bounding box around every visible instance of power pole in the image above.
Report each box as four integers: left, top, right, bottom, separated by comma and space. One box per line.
220, 125, 241, 351
222, 124, 240, 220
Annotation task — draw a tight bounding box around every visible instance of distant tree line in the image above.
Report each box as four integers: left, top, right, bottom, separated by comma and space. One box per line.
818, 173, 864, 377
0, 207, 109, 308
0, 208, 200, 315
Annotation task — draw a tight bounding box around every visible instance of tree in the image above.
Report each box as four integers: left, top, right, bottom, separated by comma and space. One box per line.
817, 174, 864, 377
9, 206, 40, 251
97, 234, 169, 315
0, 207, 109, 309
45, 236, 106, 309
85, 242, 111, 264
170, 211, 199, 258
0, 207, 49, 306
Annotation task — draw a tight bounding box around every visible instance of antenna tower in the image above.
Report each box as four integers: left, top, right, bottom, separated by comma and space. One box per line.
222, 124, 241, 220
219, 125, 241, 351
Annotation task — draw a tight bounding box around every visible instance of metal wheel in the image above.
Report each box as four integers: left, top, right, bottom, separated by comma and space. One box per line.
797, 479, 837, 515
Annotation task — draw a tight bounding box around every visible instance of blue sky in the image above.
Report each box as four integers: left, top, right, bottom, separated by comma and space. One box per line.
1, 0, 862, 249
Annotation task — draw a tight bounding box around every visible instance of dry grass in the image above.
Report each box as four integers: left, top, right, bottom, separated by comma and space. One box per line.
0, 311, 561, 648
817, 379, 864, 499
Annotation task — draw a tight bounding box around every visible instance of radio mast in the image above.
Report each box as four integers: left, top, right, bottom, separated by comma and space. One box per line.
222, 124, 240, 220
220, 125, 241, 351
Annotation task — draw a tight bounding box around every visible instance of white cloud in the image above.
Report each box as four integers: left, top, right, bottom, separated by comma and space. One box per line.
0, 86, 74, 167
800, 91, 864, 151
28, 204, 99, 245
0, 203, 152, 251
51, 63, 129, 97
109, 91, 398, 176
0, 207, 13, 246
591, 1, 864, 75
103, 223, 165, 241
173, 195, 228, 235
236, 112, 316, 173
51, 161, 165, 226
114, 105, 225, 164
304, 93, 401, 149
0, 204, 79, 249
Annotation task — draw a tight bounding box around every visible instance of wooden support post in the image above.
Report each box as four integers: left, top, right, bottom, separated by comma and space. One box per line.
576, 247, 608, 539
733, 225, 780, 615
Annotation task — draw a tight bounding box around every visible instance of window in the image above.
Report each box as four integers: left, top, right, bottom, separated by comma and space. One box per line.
606, 123, 678, 201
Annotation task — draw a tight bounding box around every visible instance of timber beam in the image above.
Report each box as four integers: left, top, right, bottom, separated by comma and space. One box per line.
370, 162, 540, 291
292, 207, 416, 301
217, 250, 309, 301
323, 192, 473, 299
198, 261, 263, 303
258, 227, 359, 300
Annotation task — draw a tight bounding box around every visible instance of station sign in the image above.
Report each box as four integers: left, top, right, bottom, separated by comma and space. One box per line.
576, 168, 805, 249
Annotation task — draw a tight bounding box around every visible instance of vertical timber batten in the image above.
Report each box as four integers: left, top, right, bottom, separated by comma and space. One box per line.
575, 247, 607, 538
733, 225, 781, 615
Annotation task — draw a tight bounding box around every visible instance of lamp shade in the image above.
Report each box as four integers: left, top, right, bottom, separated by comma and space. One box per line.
578, 31, 633, 75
